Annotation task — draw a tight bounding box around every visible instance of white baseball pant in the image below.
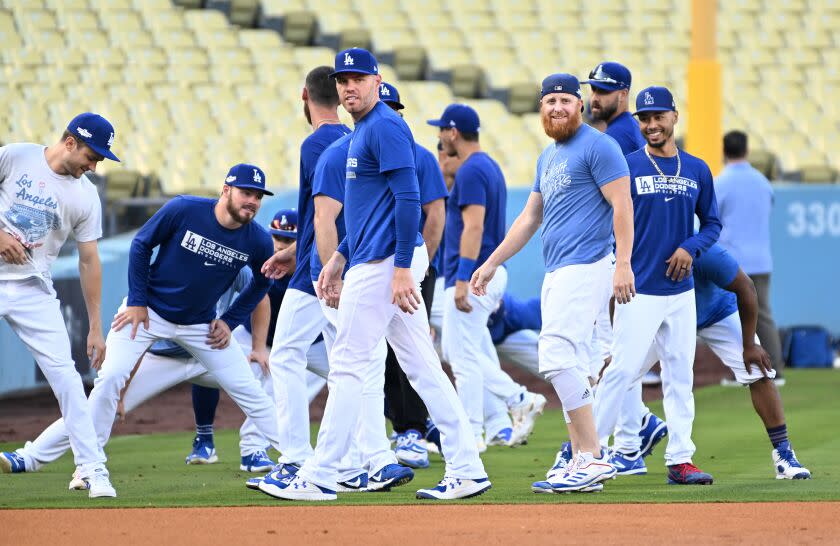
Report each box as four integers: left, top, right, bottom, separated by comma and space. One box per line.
483, 329, 540, 438
298, 246, 487, 489
595, 290, 697, 466
442, 267, 526, 438
0, 278, 105, 469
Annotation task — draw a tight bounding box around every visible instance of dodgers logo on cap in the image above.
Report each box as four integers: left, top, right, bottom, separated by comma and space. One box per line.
633, 86, 677, 115
67, 112, 120, 162
224, 163, 274, 195
330, 48, 378, 77
269, 208, 298, 239
379, 82, 405, 110
427, 103, 480, 133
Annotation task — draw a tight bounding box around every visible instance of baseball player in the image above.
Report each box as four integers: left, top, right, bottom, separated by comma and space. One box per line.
609, 244, 811, 479
592, 86, 722, 485
0, 113, 118, 498
259, 48, 490, 501
379, 82, 448, 469
183, 209, 328, 469
260, 66, 351, 474
472, 73, 635, 494
429, 103, 546, 449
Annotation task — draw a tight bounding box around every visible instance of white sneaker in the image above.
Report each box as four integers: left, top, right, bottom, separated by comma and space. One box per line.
509, 392, 547, 446
84, 465, 117, 498
772, 442, 811, 480
258, 475, 337, 501
395, 430, 430, 469
545, 451, 616, 493
69, 467, 87, 491
416, 476, 492, 500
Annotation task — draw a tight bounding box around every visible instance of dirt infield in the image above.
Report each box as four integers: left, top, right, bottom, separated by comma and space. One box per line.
2, 503, 837, 545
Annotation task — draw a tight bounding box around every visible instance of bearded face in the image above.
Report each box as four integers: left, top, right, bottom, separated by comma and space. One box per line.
541, 94, 583, 142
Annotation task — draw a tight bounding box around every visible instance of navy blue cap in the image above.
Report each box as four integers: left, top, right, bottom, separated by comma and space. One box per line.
540, 73, 583, 99
269, 208, 298, 239
427, 104, 480, 133
379, 82, 404, 110
224, 163, 274, 196
67, 112, 120, 162
633, 86, 676, 115
330, 48, 379, 77
583, 62, 631, 92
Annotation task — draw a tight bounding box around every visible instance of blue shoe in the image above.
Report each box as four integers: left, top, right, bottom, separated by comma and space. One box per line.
416, 476, 492, 499
424, 418, 442, 454
185, 437, 217, 465
367, 464, 414, 491
0, 451, 26, 473
638, 413, 667, 458
240, 450, 274, 473
546, 441, 573, 479
667, 463, 713, 485
608, 450, 647, 475
532, 480, 603, 494
395, 430, 430, 469
336, 471, 369, 492
245, 462, 300, 490
259, 474, 337, 501
487, 427, 513, 447
773, 442, 811, 480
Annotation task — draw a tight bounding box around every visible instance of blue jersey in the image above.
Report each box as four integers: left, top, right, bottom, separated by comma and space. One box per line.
342, 101, 423, 268
310, 134, 352, 282
626, 148, 722, 295
128, 196, 273, 327
533, 124, 628, 272
605, 112, 646, 156
416, 142, 448, 275
693, 244, 739, 330
288, 123, 351, 296
443, 152, 507, 288
487, 293, 542, 345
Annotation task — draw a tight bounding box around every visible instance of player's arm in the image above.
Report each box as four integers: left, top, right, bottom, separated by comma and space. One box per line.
421, 198, 444, 263
600, 176, 636, 303
77, 239, 106, 369
471, 191, 542, 296
454, 204, 485, 311
248, 295, 271, 374
387, 166, 423, 313
314, 194, 343, 266
725, 269, 772, 376
680, 165, 723, 259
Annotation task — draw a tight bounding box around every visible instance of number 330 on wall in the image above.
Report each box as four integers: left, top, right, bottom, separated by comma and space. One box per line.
787, 201, 840, 237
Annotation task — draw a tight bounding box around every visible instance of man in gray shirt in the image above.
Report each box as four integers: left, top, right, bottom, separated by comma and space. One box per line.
715, 130, 783, 379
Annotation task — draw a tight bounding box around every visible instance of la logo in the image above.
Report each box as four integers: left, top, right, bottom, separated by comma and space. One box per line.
253, 169, 262, 183
644, 92, 654, 105
344, 53, 354, 66
380, 84, 390, 96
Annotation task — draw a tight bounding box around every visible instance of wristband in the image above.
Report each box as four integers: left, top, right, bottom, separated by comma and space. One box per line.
456, 257, 477, 282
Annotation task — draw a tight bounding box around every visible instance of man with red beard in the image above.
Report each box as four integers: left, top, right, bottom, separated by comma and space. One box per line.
472, 73, 635, 493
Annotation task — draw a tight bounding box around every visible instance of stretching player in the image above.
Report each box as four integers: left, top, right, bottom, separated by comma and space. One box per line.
429, 103, 546, 449
183, 210, 328, 469
610, 244, 810, 479
472, 73, 635, 494
593, 86, 722, 485
259, 48, 489, 501
0, 113, 119, 497
260, 66, 351, 473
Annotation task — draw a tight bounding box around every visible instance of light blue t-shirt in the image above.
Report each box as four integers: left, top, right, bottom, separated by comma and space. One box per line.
693, 244, 739, 330
533, 124, 629, 272
714, 162, 774, 275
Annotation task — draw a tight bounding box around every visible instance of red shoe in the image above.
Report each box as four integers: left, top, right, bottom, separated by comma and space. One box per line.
667, 462, 713, 485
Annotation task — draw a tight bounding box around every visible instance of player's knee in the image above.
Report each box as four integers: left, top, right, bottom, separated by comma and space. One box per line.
547, 367, 593, 412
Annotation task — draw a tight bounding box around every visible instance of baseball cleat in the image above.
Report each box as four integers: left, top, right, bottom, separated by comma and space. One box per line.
667, 463, 713, 485
246, 462, 300, 490
487, 427, 513, 447
544, 450, 616, 493
335, 472, 369, 492
773, 442, 811, 480
240, 450, 274, 473
509, 392, 547, 446
185, 437, 218, 465
608, 450, 647, 475
259, 475, 337, 501
546, 441, 573, 480
638, 412, 667, 458
0, 451, 26, 473
83, 465, 117, 498
395, 430, 430, 469
366, 464, 414, 491
532, 480, 603, 494
416, 477, 492, 500
69, 467, 87, 490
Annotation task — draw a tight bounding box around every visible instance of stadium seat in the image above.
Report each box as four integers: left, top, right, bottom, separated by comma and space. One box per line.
507, 83, 539, 115
283, 11, 316, 46
450, 64, 487, 99
799, 165, 839, 184
748, 149, 781, 180
229, 0, 260, 28
338, 29, 372, 51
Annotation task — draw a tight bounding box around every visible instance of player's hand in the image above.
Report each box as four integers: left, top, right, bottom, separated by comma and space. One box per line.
317, 252, 346, 309
87, 328, 107, 370
454, 280, 473, 313
261, 247, 295, 280
665, 247, 693, 282
207, 319, 231, 349
613, 261, 636, 304
470, 263, 496, 297
116, 399, 126, 421
249, 347, 270, 376
743, 343, 773, 377
392, 267, 421, 314
112, 306, 149, 340
0, 231, 28, 265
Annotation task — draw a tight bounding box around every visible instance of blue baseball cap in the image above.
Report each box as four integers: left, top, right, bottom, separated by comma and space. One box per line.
427, 104, 480, 133
224, 163, 274, 196
583, 62, 632, 92
633, 86, 677, 115
330, 47, 379, 77
66, 112, 120, 162
269, 208, 298, 239
379, 82, 404, 110
540, 73, 583, 99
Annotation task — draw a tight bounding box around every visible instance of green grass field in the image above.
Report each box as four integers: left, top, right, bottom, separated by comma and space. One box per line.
2, 369, 838, 508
